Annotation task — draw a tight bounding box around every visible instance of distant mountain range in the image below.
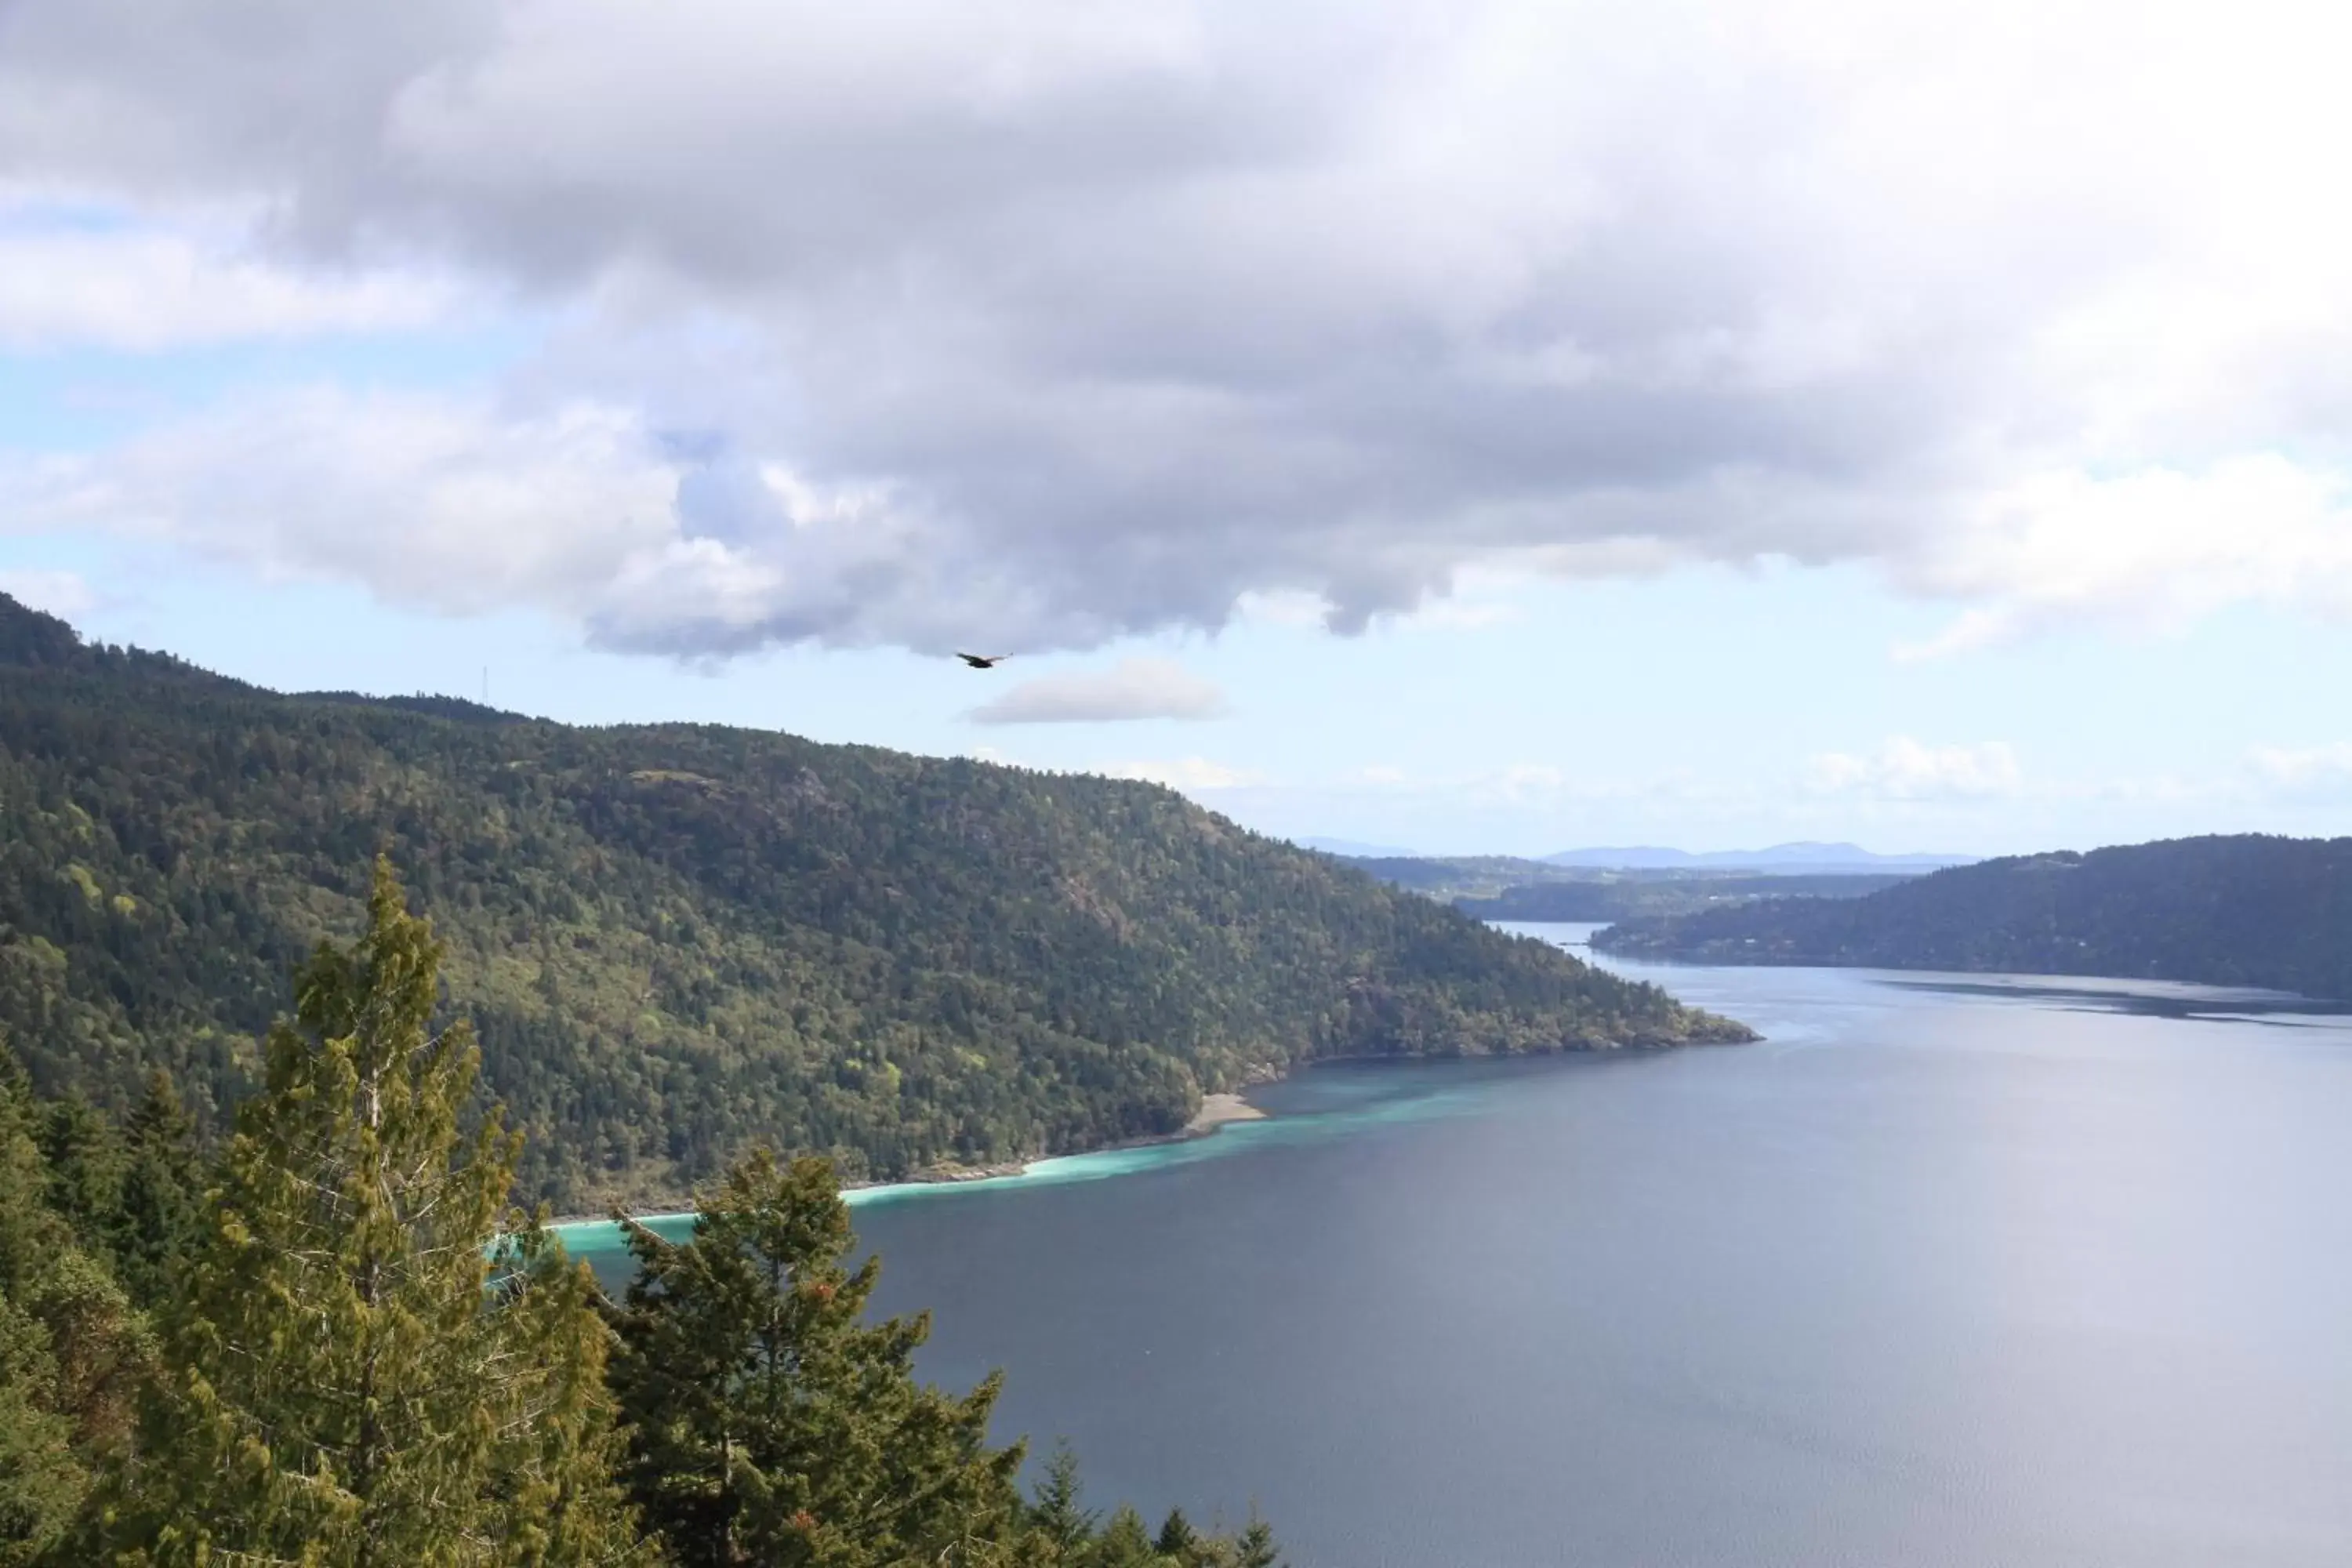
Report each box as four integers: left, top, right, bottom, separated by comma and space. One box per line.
1591, 835, 2352, 1000
1293, 836, 1424, 858
1542, 842, 1976, 873
1301, 838, 1976, 872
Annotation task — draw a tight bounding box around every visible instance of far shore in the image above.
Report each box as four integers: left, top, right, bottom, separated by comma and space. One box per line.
542, 1086, 1273, 1229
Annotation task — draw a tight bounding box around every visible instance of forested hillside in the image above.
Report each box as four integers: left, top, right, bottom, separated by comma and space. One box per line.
1338, 855, 1579, 901
1454, 873, 1911, 922
1592, 836, 2352, 999
0, 595, 1744, 1210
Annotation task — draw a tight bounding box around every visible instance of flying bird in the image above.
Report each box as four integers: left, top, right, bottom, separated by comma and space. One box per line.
955, 652, 1011, 669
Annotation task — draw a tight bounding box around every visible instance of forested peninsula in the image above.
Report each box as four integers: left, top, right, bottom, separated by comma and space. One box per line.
1592, 835, 2352, 1000
1451, 872, 1911, 922
0, 595, 1746, 1210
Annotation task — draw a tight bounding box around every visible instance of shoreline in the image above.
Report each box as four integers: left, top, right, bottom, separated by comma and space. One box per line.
537, 1031, 1745, 1228
1184, 1091, 1269, 1134
539, 1087, 1274, 1229
537, 1021, 1750, 1229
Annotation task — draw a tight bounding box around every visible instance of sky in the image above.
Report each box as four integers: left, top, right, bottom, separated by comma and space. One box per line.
4, 0, 2351, 857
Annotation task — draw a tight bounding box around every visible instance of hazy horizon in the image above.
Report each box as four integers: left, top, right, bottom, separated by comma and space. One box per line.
2, 584, 2320, 862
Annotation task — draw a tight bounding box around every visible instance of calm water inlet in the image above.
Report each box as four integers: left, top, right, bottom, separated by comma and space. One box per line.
568, 925, 2352, 1567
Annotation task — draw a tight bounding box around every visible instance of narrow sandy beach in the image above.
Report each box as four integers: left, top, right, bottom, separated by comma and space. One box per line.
1185, 1091, 1268, 1134
546, 1091, 1275, 1228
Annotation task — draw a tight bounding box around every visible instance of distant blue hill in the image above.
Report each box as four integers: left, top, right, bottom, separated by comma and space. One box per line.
1294, 836, 1425, 858
1543, 842, 1976, 873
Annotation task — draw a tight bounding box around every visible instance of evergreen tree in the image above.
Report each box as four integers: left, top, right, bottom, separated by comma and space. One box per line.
0, 1054, 147, 1565
0, 1058, 85, 1565
609, 1148, 1027, 1566
1153, 1508, 1198, 1560
1230, 1515, 1283, 1568
488, 1222, 652, 1568
92, 858, 640, 1566
107, 1073, 202, 1312
36, 1092, 123, 1245
1086, 1507, 1156, 1568
0, 1291, 80, 1565
1028, 1443, 1098, 1556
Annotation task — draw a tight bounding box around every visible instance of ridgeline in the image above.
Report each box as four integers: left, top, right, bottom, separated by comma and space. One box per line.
1592, 835, 2352, 1000
0, 596, 1747, 1210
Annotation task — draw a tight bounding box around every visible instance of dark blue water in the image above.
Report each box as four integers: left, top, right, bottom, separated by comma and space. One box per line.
564, 926, 2352, 1566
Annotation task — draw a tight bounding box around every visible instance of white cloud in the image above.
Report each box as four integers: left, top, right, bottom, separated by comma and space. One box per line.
1232, 591, 1330, 630
0, 217, 457, 350
0, 568, 96, 619
11, 0, 2352, 652
967, 656, 1226, 724
1387, 593, 1526, 633
0, 387, 677, 618
1893, 458, 2352, 659
2249, 744, 2352, 798
1479, 764, 1568, 804
1807, 739, 2024, 800
1098, 756, 1260, 791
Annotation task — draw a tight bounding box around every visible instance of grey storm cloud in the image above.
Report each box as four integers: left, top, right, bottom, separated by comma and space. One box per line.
5, 0, 2351, 655
965, 659, 1229, 725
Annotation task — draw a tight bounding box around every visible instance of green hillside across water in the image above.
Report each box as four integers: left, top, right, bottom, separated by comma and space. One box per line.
1591, 835, 2352, 1000
0, 596, 1748, 1210
1450, 873, 1913, 923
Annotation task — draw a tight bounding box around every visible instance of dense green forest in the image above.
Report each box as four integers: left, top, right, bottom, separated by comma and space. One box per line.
1591, 836, 2352, 999
0, 594, 1744, 1210
1454, 873, 1912, 922
0, 866, 1281, 1566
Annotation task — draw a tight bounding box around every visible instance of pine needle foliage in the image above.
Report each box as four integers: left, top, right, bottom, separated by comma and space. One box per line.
1026, 1443, 1098, 1555
608, 1150, 1028, 1566
92, 859, 640, 1566
0, 1051, 149, 1565
107, 1073, 203, 1314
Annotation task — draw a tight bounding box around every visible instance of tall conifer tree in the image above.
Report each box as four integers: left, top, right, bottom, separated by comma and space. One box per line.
36, 1093, 124, 1245
609, 1149, 1028, 1566
93, 858, 640, 1566
1084, 1507, 1155, 1568
0, 1051, 147, 1566
107, 1072, 202, 1312
1027, 1443, 1098, 1555
1229, 1515, 1283, 1568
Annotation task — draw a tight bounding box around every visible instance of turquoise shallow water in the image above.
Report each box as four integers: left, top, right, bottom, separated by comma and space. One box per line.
550, 1063, 1501, 1269
560, 926, 2352, 1567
